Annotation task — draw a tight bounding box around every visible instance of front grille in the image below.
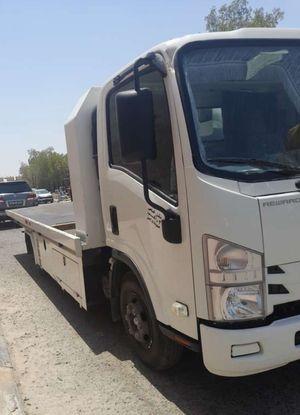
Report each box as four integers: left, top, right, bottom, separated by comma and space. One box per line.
7, 200, 24, 208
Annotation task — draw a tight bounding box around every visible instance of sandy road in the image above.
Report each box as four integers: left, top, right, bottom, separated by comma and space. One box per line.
1, 222, 300, 414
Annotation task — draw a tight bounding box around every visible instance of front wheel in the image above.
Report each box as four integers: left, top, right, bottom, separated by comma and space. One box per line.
120, 273, 183, 370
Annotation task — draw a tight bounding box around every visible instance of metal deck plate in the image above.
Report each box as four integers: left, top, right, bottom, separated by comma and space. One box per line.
8, 202, 75, 226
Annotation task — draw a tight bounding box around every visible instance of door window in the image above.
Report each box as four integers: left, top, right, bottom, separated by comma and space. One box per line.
107, 70, 178, 203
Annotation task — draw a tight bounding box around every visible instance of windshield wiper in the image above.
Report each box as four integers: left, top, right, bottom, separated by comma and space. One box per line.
207, 157, 300, 176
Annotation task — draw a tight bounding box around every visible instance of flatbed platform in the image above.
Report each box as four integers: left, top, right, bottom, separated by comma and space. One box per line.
9, 201, 75, 226
7, 201, 81, 257
6, 200, 89, 308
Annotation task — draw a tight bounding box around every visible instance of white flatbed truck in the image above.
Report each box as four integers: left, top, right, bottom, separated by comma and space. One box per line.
9, 28, 300, 377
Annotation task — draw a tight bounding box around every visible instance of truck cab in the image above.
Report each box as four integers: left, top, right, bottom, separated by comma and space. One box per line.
98, 29, 300, 376
11, 28, 300, 377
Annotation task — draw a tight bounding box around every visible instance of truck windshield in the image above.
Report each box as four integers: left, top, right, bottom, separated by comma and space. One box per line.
0, 182, 31, 193
179, 41, 300, 181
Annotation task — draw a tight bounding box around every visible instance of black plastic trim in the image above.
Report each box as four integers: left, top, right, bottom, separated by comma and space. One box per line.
109, 205, 119, 235
113, 52, 167, 86
174, 38, 300, 183
268, 284, 289, 294
199, 299, 300, 330
267, 265, 285, 274
158, 322, 200, 352
91, 107, 99, 179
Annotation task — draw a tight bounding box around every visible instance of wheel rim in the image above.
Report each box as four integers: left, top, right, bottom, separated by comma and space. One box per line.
124, 292, 152, 350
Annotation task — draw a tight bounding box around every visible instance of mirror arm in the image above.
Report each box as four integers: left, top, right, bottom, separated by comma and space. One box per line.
133, 53, 167, 92
114, 53, 167, 86
133, 60, 143, 92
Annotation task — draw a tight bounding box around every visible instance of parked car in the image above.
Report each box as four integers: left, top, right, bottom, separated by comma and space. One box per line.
35, 188, 54, 204
0, 181, 37, 222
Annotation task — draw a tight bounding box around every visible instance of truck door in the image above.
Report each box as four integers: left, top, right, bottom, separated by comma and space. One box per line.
101, 68, 197, 339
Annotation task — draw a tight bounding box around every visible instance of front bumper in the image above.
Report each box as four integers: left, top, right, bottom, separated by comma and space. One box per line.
38, 197, 53, 204
200, 315, 300, 377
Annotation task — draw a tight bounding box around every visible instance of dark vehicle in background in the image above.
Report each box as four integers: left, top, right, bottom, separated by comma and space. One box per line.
0, 181, 37, 222
35, 189, 53, 204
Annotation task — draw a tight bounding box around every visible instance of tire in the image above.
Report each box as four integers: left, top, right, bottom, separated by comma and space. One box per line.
120, 272, 183, 370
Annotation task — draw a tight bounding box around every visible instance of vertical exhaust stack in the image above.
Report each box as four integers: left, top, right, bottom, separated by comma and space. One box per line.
65, 87, 106, 249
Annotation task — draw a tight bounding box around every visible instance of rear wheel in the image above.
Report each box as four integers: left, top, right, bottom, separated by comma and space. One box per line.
120, 272, 183, 370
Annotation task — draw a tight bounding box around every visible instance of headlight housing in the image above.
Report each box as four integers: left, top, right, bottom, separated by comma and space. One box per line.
203, 236, 265, 321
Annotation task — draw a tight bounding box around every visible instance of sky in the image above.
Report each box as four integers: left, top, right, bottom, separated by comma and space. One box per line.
0, 0, 299, 176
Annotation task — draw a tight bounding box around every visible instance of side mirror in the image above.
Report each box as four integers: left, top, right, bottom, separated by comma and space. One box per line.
116, 88, 156, 163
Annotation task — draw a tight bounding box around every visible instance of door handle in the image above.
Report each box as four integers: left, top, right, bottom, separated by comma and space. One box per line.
162, 210, 182, 244
109, 205, 119, 235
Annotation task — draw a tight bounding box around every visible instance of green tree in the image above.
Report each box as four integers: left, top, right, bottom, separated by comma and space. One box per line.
205, 0, 284, 32
19, 147, 69, 191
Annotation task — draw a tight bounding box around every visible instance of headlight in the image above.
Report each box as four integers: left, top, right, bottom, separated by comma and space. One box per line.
203, 236, 265, 321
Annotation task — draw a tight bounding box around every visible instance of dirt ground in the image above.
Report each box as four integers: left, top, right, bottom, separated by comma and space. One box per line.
1, 222, 300, 414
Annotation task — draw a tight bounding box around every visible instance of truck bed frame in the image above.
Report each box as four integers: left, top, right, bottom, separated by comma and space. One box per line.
8, 202, 108, 309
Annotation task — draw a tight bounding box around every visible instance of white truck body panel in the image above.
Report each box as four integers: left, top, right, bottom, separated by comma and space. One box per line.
238, 178, 300, 196
65, 87, 106, 249
35, 234, 87, 309
200, 315, 300, 377
183, 172, 264, 320
259, 193, 300, 266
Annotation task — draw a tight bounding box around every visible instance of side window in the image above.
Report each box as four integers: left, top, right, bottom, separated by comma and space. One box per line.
107, 70, 178, 202
108, 78, 141, 177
